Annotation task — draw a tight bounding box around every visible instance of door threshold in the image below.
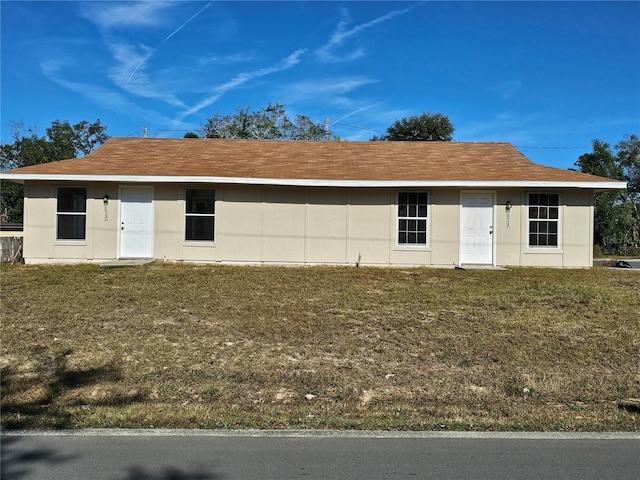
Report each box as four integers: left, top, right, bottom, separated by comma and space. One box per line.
456, 264, 506, 270
100, 259, 154, 268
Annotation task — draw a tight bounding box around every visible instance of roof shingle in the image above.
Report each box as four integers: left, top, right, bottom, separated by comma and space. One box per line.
1, 138, 624, 186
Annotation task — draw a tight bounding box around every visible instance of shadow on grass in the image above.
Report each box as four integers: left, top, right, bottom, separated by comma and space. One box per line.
1, 349, 145, 429
1, 350, 224, 478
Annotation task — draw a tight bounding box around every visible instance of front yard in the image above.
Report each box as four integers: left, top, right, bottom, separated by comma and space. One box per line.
1, 263, 638, 430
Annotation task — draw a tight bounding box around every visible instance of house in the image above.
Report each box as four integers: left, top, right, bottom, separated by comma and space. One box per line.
0, 138, 626, 267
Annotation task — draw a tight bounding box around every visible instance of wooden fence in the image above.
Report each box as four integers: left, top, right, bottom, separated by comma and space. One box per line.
1, 236, 23, 263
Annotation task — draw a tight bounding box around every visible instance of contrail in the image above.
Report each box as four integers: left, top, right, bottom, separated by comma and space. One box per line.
126, 2, 213, 85
332, 102, 384, 125
178, 49, 307, 121
165, 1, 212, 41
317, 2, 423, 62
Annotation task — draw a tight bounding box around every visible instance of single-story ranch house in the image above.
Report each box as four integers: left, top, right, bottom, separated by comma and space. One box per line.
1, 138, 626, 267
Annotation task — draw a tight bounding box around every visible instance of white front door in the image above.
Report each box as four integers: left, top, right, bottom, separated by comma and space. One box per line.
460, 192, 494, 265
120, 187, 154, 258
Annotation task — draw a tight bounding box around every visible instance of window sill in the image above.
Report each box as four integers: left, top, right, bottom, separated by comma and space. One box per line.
55, 240, 87, 245
524, 248, 563, 254
393, 245, 430, 251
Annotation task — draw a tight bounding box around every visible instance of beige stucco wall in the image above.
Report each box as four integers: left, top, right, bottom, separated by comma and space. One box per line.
494, 189, 522, 266
429, 189, 459, 266
21, 181, 595, 267
23, 182, 120, 262
511, 189, 594, 268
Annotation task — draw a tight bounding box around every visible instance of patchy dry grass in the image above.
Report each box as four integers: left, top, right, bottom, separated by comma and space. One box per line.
1, 263, 639, 431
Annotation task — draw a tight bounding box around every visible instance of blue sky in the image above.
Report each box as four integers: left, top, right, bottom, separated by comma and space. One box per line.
1, 1, 639, 170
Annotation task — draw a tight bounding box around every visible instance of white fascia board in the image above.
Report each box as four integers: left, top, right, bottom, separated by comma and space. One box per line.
0, 173, 628, 190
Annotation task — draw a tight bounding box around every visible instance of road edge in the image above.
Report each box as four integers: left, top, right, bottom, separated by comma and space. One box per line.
2, 429, 639, 440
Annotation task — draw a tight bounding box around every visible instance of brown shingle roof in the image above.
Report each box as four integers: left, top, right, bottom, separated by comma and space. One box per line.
1, 138, 625, 187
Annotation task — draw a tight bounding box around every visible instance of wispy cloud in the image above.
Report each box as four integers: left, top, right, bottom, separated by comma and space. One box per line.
77, 2, 214, 110
107, 43, 188, 108
493, 80, 523, 100
40, 59, 187, 129
177, 49, 308, 121
125, 2, 212, 85
279, 77, 379, 106
459, 112, 543, 143
80, 1, 178, 30
40, 1, 422, 135
197, 53, 256, 67
316, 4, 419, 63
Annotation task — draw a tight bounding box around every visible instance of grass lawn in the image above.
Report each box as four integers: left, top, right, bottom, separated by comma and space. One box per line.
1, 263, 639, 431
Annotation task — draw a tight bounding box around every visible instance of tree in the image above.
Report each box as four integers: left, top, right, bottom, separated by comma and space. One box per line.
576, 135, 640, 255
615, 134, 640, 250
288, 114, 328, 140
1, 119, 109, 223
374, 112, 454, 141
1, 119, 109, 170
0, 182, 24, 224
201, 103, 327, 140
46, 119, 109, 157
576, 140, 629, 253
616, 134, 640, 193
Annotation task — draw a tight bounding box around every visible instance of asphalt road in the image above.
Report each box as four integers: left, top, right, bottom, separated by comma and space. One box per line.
2, 430, 639, 480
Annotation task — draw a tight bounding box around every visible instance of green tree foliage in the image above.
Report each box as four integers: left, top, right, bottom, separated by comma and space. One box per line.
616, 134, 640, 193
615, 134, 640, 250
1, 119, 109, 223
46, 119, 110, 157
373, 112, 454, 141
0, 182, 24, 224
576, 135, 640, 255
201, 103, 327, 140
576, 140, 629, 254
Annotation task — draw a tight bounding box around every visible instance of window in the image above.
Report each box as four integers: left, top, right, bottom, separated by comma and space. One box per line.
185, 188, 215, 241
528, 193, 559, 247
57, 187, 86, 240
398, 192, 428, 245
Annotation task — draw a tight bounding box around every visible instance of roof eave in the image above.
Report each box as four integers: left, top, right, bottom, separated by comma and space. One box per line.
0, 173, 628, 190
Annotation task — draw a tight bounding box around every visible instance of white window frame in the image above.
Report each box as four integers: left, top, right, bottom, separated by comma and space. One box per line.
527, 192, 560, 248
185, 188, 215, 242
397, 191, 429, 246
56, 186, 87, 241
